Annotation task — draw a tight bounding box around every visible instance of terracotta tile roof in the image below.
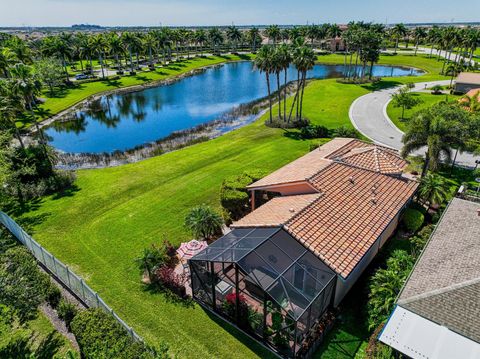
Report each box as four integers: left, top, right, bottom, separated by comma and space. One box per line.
247, 138, 356, 189
334, 146, 408, 175
465, 88, 480, 99
456, 72, 480, 85
231, 194, 321, 228
285, 163, 418, 278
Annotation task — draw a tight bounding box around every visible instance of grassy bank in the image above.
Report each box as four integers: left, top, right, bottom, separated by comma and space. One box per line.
387, 92, 460, 131
18, 54, 447, 358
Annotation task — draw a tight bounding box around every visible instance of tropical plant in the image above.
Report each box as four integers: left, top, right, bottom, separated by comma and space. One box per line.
226, 26, 242, 53
401, 103, 469, 175
135, 244, 171, 282
413, 27, 427, 56
391, 86, 422, 119
367, 249, 414, 330
247, 27, 261, 52
184, 204, 223, 240
417, 173, 449, 208
265, 25, 281, 46
34, 57, 64, 94
401, 208, 424, 233
254, 45, 275, 123
391, 23, 407, 54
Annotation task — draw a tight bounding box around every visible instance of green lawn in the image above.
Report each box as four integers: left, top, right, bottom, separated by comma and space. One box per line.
17, 54, 448, 358
387, 92, 459, 131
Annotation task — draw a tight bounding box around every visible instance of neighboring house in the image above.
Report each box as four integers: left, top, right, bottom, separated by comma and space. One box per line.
379, 197, 480, 359
189, 138, 418, 358
454, 72, 480, 93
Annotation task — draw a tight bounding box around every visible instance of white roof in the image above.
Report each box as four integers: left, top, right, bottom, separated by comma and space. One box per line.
379, 306, 480, 359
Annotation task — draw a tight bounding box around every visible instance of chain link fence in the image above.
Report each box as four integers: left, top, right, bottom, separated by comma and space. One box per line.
0, 211, 142, 342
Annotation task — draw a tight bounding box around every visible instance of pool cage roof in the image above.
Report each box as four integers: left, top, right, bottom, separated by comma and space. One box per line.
191, 227, 336, 320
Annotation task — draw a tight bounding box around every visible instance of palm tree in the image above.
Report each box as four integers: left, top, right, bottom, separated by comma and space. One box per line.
208, 28, 224, 55
144, 32, 157, 68
460, 90, 480, 112
226, 26, 242, 53
194, 29, 207, 56
391, 23, 407, 54
41, 35, 71, 81
121, 32, 139, 73
265, 25, 281, 46
107, 32, 124, 72
289, 44, 315, 122
418, 174, 449, 209
413, 27, 427, 56
254, 45, 275, 124
89, 34, 108, 78
0, 80, 25, 149
8, 37, 32, 64
184, 204, 223, 240
247, 27, 261, 53
0, 47, 17, 77
401, 104, 466, 176
276, 44, 292, 122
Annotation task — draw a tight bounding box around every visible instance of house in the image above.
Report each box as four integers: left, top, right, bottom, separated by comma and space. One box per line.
379, 197, 480, 359
189, 138, 418, 358
454, 72, 480, 93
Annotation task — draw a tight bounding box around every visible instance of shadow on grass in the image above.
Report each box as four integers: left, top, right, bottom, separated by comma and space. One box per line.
51, 184, 80, 201
141, 283, 195, 308
35, 331, 65, 359
283, 130, 305, 141
202, 307, 277, 359
360, 79, 403, 91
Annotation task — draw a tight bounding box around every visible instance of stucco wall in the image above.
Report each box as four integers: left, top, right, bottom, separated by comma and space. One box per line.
333, 211, 401, 307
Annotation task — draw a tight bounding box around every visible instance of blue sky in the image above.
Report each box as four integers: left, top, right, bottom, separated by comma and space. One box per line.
1, 0, 479, 27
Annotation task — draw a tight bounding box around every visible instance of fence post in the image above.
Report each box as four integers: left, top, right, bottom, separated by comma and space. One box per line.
40, 245, 47, 264
51, 253, 58, 275
95, 293, 100, 307
80, 278, 86, 301
66, 266, 72, 287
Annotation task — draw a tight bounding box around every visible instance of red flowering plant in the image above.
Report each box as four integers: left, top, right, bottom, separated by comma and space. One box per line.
155, 265, 187, 296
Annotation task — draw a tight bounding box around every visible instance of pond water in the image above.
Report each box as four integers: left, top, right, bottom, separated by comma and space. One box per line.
45, 62, 423, 154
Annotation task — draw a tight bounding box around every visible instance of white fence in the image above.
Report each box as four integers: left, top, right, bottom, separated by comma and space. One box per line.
0, 211, 142, 342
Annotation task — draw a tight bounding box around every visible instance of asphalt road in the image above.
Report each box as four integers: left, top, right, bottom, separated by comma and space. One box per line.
349, 80, 480, 168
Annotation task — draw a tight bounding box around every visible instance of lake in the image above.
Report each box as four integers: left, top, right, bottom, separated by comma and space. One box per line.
45, 62, 423, 153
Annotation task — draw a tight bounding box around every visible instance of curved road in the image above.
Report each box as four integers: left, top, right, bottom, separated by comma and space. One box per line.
349, 80, 479, 168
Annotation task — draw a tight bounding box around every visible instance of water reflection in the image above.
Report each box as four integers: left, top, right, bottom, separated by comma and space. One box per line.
46, 62, 423, 154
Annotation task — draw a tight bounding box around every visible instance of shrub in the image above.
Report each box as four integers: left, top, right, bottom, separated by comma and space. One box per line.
44, 281, 62, 308
71, 308, 159, 359
367, 250, 414, 330
184, 204, 223, 240
333, 126, 359, 138
57, 299, 78, 330
402, 208, 424, 233
155, 266, 187, 296
136, 242, 176, 283
300, 124, 331, 139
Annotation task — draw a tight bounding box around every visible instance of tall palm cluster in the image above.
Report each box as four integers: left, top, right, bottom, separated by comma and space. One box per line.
342, 22, 385, 80
254, 39, 316, 126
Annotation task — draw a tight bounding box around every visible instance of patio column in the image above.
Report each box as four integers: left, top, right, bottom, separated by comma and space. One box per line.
251, 190, 255, 211
210, 262, 216, 311
235, 264, 240, 325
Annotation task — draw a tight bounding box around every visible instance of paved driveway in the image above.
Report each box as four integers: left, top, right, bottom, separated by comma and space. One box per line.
349, 80, 479, 168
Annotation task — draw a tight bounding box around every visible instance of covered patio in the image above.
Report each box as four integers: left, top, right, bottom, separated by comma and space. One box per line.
189, 227, 336, 357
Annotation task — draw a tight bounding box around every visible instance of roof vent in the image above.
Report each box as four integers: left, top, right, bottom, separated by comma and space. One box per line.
371, 196, 377, 205
372, 184, 378, 194
289, 208, 295, 213
349, 176, 355, 184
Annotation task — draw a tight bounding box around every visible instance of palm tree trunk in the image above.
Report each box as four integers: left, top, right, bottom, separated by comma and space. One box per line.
299, 72, 307, 121
421, 152, 430, 177
414, 40, 419, 56
394, 38, 399, 54
99, 54, 105, 79
266, 72, 272, 124
283, 68, 288, 122
276, 72, 282, 120
295, 70, 300, 120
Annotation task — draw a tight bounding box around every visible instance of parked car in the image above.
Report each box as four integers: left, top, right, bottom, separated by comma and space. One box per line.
75, 74, 89, 80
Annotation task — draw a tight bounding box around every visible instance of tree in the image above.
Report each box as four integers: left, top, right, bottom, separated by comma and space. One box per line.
391, 23, 407, 54
194, 29, 207, 57
254, 45, 275, 124
247, 27, 261, 52
135, 244, 169, 282
290, 44, 316, 122
418, 173, 449, 209
391, 86, 422, 120
33, 58, 64, 95
184, 204, 223, 240
208, 28, 224, 55
107, 32, 124, 72
413, 27, 427, 56
401, 103, 468, 175
0, 47, 17, 78
226, 26, 242, 53
41, 35, 72, 82
0, 80, 25, 149
265, 25, 281, 46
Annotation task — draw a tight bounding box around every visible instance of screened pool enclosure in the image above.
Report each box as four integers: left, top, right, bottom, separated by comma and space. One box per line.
189, 227, 336, 357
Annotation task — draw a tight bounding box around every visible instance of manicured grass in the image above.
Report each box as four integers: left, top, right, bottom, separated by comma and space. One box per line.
19, 54, 448, 358
386, 92, 460, 131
